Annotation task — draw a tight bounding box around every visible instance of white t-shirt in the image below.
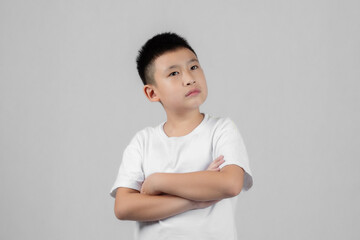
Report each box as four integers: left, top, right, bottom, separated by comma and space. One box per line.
110, 113, 253, 240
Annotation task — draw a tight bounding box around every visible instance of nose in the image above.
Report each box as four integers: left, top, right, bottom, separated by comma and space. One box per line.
183, 70, 196, 86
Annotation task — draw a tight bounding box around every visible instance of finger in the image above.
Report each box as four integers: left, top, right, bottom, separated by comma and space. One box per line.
215, 155, 224, 161
209, 165, 217, 170
209, 167, 221, 172
216, 158, 225, 163
215, 160, 225, 166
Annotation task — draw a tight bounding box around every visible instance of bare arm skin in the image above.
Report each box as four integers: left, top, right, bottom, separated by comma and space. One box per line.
141, 163, 245, 201
114, 156, 226, 221
114, 187, 219, 222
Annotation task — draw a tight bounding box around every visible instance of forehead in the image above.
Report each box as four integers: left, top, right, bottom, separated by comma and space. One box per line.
153, 48, 198, 73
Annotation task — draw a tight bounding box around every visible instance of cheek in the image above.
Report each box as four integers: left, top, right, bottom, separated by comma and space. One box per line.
197, 72, 206, 84
198, 75, 207, 90
203, 85, 208, 95
165, 85, 183, 100
200, 81, 208, 98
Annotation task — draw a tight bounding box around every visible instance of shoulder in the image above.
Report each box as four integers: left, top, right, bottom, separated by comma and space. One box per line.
123, 127, 152, 159
207, 114, 244, 144
128, 124, 159, 146
207, 113, 239, 132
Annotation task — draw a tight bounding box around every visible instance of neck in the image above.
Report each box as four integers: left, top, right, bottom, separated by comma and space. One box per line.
163, 109, 204, 137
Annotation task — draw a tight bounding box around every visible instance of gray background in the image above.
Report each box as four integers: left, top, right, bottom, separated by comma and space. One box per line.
1, 0, 359, 239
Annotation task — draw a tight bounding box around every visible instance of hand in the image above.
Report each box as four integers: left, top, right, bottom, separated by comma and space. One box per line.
140, 173, 162, 195
206, 155, 225, 172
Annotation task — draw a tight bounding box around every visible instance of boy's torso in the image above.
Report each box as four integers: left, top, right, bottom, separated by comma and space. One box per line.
143, 127, 214, 177
135, 113, 239, 240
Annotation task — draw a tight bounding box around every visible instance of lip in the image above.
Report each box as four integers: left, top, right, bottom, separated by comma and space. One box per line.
186, 88, 201, 97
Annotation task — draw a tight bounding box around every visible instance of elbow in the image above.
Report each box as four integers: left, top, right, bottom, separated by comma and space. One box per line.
220, 165, 245, 197
115, 210, 123, 220
114, 201, 130, 220
115, 206, 128, 220
114, 188, 141, 220
226, 181, 243, 197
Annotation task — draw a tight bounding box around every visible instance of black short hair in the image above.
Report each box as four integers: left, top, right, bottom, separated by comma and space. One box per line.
136, 32, 197, 86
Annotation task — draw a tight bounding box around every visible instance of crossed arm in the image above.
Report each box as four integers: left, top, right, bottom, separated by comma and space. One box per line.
114, 155, 245, 221
140, 157, 245, 201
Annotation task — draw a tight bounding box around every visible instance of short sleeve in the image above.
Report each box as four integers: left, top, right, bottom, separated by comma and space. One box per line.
213, 117, 253, 191
109, 132, 145, 198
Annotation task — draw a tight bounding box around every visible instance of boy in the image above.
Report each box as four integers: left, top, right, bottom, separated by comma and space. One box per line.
109, 32, 253, 240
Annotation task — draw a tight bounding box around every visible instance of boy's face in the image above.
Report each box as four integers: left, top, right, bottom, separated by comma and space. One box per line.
144, 47, 208, 113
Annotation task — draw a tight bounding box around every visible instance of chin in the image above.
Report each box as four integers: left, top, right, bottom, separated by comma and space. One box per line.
193, 98, 206, 108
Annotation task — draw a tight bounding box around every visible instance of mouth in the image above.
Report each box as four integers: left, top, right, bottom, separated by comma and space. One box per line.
186, 89, 201, 97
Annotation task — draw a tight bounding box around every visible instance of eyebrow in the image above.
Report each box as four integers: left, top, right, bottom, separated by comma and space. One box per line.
164, 58, 199, 73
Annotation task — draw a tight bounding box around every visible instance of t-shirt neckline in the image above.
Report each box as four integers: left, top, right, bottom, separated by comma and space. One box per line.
159, 113, 209, 140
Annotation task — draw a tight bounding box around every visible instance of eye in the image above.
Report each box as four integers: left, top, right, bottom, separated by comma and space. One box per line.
191, 65, 199, 70
169, 71, 179, 77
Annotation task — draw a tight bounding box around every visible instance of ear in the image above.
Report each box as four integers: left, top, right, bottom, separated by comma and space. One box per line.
143, 85, 160, 102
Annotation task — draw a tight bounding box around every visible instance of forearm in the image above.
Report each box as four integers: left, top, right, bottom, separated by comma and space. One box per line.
118, 193, 194, 222
156, 171, 233, 201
